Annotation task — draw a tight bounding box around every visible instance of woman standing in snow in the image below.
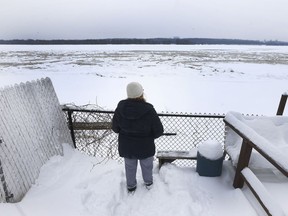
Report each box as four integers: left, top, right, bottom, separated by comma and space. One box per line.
112, 82, 164, 193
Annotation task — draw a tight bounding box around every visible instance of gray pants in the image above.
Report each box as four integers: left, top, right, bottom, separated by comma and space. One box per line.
124, 157, 153, 189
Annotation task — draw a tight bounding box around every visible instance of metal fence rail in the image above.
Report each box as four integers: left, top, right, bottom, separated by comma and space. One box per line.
62, 105, 225, 165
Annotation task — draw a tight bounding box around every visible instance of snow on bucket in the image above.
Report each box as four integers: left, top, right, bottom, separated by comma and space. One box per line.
196, 140, 224, 177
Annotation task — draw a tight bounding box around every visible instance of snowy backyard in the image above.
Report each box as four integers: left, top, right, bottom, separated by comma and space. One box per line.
0, 44, 288, 216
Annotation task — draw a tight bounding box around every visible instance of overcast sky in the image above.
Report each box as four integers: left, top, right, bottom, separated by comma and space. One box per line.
1, 0, 288, 41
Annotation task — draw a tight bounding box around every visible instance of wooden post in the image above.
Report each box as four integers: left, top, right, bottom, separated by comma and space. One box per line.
67, 111, 76, 148
233, 139, 253, 188
276, 94, 288, 115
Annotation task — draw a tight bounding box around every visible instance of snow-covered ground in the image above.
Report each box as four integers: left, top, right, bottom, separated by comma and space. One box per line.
0, 45, 288, 215
1, 144, 258, 216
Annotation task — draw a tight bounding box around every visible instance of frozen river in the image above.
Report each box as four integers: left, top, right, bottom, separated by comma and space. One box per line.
1, 44, 288, 115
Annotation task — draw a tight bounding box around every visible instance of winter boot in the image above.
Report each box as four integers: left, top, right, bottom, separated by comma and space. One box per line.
127, 185, 137, 194
145, 182, 153, 190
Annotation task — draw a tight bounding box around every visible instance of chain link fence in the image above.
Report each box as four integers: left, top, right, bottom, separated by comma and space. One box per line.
62, 105, 225, 166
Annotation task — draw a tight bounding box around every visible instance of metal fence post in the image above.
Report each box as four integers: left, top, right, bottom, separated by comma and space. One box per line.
67, 111, 76, 148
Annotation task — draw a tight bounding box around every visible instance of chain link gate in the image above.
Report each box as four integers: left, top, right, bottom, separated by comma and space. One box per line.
62, 105, 225, 166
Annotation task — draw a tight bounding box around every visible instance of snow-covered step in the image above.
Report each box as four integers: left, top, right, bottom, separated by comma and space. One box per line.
241, 167, 285, 216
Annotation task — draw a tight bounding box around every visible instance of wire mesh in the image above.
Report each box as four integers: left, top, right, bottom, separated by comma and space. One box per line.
62, 105, 226, 166
157, 113, 225, 166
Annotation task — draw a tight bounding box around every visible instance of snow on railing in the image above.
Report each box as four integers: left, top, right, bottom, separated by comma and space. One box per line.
224, 111, 288, 215
0, 78, 73, 202
225, 111, 288, 172
241, 168, 285, 216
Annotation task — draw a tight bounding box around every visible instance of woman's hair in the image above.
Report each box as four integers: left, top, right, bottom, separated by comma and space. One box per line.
129, 94, 146, 102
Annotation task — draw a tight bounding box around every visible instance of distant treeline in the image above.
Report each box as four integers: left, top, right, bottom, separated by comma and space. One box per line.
1, 38, 288, 46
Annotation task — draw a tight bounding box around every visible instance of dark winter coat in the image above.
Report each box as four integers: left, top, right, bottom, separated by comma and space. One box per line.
112, 99, 164, 159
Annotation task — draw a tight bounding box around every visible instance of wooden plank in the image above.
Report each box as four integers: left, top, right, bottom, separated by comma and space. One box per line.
73, 122, 112, 130
241, 168, 285, 216
156, 150, 197, 168
157, 149, 197, 160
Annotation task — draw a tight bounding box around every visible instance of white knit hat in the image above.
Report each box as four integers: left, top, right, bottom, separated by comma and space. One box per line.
126, 82, 144, 99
